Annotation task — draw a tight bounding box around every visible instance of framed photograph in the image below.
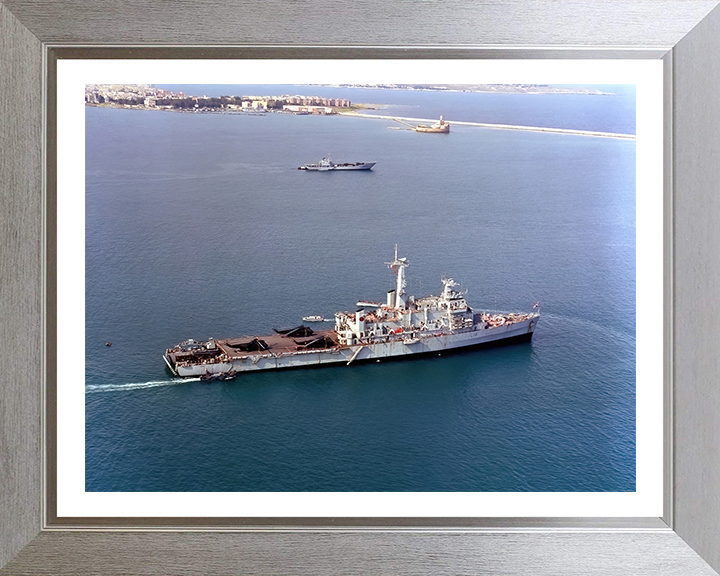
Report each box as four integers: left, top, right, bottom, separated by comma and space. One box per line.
2, 2, 720, 575
57, 58, 662, 521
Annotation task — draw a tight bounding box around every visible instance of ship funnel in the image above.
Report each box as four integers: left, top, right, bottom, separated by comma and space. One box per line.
355, 310, 366, 337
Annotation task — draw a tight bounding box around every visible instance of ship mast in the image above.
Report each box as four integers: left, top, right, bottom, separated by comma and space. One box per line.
386, 245, 409, 309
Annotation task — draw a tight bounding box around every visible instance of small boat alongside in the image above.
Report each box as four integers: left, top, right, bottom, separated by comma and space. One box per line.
302, 315, 328, 322
200, 370, 237, 382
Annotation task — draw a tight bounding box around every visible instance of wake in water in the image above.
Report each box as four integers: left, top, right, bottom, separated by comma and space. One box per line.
85, 377, 198, 394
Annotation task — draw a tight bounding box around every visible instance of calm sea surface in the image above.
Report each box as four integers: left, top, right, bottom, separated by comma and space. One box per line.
85, 85, 636, 492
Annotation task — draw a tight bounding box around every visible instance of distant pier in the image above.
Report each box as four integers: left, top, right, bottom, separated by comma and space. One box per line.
339, 112, 636, 140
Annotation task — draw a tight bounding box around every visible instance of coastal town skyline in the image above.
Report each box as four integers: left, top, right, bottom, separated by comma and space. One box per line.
85, 83, 354, 114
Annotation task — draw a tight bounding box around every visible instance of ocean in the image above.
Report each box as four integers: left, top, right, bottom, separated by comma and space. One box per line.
85, 85, 636, 492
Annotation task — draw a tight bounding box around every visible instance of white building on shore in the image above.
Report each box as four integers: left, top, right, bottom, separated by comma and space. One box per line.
283, 105, 334, 114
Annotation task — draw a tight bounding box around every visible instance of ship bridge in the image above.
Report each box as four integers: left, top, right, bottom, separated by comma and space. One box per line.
334, 247, 475, 346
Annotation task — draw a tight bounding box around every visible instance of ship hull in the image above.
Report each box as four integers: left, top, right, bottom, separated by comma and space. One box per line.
166, 317, 537, 378
415, 126, 450, 133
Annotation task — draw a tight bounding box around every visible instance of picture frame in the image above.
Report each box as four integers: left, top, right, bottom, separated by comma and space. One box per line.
2, 1, 720, 574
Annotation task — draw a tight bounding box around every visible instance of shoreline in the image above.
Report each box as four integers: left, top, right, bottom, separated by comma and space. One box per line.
340, 112, 635, 140
84, 104, 635, 140
310, 84, 615, 96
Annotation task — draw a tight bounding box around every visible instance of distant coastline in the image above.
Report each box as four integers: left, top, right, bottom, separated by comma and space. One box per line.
85, 83, 631, 139
310, 84, 615, 96
85, 83, 362, 115
85, 84, 614, 117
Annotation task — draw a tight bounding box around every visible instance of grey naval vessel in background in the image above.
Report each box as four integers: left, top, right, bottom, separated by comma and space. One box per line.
163, 247, 540, 378
298, 156, 376, 171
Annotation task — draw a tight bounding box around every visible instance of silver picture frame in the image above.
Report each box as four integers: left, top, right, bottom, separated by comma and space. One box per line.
2, 1, 720, 574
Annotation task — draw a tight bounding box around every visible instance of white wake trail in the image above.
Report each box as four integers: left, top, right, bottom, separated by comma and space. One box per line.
85, 377, 198, 393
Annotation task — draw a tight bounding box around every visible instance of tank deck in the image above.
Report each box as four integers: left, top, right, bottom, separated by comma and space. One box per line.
216, 330, 339, 359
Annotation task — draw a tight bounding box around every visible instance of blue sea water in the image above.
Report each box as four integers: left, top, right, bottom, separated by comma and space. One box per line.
85, 86, 636, 492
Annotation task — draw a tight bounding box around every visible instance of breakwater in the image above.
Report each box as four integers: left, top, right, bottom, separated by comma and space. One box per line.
340, 112, 636, 140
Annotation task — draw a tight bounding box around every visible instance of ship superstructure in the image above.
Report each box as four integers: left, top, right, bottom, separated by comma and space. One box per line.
163, 247, 539, 378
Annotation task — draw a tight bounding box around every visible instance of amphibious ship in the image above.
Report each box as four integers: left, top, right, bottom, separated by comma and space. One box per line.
163, 247, 539, 378
298, 156, 376, 171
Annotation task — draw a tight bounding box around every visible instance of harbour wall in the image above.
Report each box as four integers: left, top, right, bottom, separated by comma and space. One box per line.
339, 112, 636, 140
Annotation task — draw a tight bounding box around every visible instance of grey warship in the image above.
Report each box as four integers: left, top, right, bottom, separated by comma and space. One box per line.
163, 247, 540, 378
298, 155, 376, 171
